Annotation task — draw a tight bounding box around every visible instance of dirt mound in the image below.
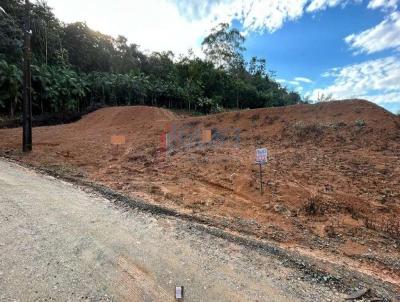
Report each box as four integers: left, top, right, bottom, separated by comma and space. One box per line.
77, 106, 177, 129
183, 99, 399, 150
1, 100, 399, 287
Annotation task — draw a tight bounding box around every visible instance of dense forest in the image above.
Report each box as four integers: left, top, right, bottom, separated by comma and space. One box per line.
0, 0, 302, 119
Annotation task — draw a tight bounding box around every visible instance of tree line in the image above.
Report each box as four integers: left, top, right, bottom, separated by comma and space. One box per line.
0, 0, 302, 118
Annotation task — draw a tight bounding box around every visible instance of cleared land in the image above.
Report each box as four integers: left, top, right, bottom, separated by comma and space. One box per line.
2, 160, 351, 301
0, 100, 399, 293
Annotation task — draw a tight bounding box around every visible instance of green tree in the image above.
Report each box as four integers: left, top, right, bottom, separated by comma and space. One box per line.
248, 57, 266, 77
0, 0, 302, 117
31, 1, 65, 66
63, 22, 115, 72
0, 1, 24, 64
0, 60, 22, 117
201, 23, 245, 71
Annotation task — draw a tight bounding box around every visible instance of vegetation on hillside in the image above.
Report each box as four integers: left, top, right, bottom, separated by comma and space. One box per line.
0, 0, 302, 117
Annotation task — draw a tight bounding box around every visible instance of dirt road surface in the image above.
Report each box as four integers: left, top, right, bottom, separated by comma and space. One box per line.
0, 159, 348, 301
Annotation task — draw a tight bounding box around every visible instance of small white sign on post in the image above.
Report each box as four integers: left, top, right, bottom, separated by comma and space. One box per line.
256, 148, 268, 164
255, 148, 268, 195
175, 286, 184, 300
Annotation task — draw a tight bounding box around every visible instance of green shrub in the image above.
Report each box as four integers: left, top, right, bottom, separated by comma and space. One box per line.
355, 119, 366, 127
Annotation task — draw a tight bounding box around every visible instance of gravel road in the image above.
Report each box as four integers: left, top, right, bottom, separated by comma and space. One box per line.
0, 159, 347, 301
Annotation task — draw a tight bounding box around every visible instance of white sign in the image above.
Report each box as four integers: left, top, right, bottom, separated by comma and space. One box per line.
256, 148, 268, 164
175, 286, 183, 299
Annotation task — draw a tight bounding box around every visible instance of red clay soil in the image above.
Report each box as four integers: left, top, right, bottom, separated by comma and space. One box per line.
1, 99, 399, 287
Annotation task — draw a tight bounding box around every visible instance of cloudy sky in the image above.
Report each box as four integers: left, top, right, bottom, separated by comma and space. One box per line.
44, 0, 400, 113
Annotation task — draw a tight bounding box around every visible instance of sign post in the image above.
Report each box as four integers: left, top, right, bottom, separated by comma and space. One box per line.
255, 148, 268, 195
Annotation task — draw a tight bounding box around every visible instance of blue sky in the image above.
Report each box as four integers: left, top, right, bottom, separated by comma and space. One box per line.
45, 0, 400, 113
241, 2, 400, 113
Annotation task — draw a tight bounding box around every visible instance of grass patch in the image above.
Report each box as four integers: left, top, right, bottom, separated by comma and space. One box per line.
292, 122, 325, 141
354, 119, 366, 128
303, 196, 326, 216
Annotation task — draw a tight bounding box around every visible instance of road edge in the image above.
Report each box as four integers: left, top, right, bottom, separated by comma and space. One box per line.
1, 156, 398, 301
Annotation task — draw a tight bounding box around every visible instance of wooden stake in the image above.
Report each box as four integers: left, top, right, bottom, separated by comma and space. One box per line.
259, 163, 263, 195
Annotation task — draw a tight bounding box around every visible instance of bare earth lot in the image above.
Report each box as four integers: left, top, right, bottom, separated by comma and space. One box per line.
0, 159, 352, 301
0, 100, 399, 296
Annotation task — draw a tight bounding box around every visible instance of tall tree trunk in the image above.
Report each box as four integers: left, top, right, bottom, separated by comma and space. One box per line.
61, 99, 65, 122
40, 87, 44, 114
45, 24, 48, 65
10, 96, 17, 118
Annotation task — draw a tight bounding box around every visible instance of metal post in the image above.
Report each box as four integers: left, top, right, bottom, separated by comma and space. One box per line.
23, 0, 32, 152
259, 163, 263, 195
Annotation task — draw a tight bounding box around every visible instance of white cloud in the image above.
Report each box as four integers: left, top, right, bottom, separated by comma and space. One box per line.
345, 12, 400, 54
188, 0, 309, 34
305, 0, 399, 13
306, 0, 395, 12
294, 76, 313, 83
310, 56, 400, 105
276, 78, 304, 93
276, 77, 312, 85
43, 0, 315, 55
42, 0, 397, 56
360, 92, 400, 104
233, 0, 308, 33
172, 0, 228, 20
306, 0, 347, 12
44, 0, 317, 55
367, 0, 399, 10
288, 80, 301, 86
45, 0, 213, 55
